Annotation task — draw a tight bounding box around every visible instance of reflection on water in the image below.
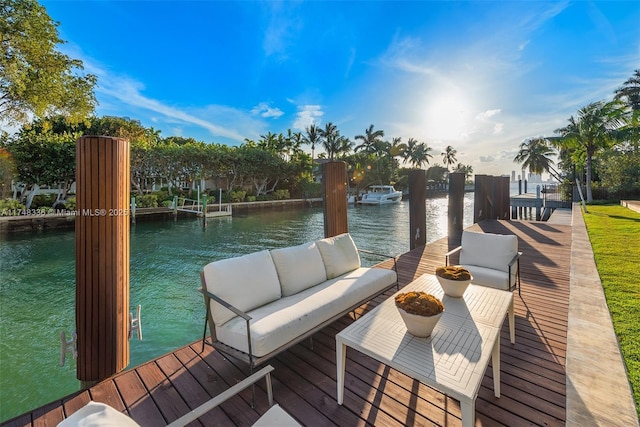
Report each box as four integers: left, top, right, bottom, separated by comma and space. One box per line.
0, 195, 473, 421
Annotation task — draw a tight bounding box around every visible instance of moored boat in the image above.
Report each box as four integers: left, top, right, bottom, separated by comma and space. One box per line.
357, 185, 403, 205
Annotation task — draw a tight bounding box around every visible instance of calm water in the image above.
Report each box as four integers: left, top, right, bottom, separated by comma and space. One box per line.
0, 195, 475, 421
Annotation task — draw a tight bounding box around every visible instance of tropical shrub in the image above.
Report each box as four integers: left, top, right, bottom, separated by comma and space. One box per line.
246, 195, 256, 202
65, 197, 76, 210
136, 194, 158, 208
273, 189, 290, 200
0, 198, 26, 216
229, 190, 246, 202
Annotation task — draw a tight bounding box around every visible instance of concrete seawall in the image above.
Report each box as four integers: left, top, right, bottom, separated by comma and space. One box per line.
0, 198, 323, 233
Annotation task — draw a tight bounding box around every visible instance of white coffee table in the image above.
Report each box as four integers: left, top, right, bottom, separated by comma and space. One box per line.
336, 274, 514, 427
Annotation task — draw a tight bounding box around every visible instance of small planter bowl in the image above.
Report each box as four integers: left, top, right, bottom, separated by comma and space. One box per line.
436, 275, 472, 298
397, 308, 443, 337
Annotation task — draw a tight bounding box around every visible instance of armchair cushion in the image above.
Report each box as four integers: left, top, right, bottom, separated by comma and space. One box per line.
271, 241, 327, 296
460, 264, 511, 290
459, 231, 517, 273
57, 401, 140, 427
203, 250, 281, 326
316, 233, 361, 279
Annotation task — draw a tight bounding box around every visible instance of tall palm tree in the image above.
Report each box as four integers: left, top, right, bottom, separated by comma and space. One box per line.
513, 137, 561, 182
404, 139, 433, 169
319, 122, 340, 160
303, 124, 321, 161
614, 69, 640, 111
354, 124, 384, 154
555, 100, 627, 202
441, 145, 457, 171
453, 163, 474, 181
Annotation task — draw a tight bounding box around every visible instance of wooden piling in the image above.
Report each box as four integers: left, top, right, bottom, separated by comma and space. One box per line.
322, 161, 348, 237
408, 169, 426, 250
75, 136, 130, 386
447, 172, 465, 242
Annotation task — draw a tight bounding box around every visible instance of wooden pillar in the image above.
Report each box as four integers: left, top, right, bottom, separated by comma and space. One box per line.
496, 176, 510, 219
76, 136, 130, 386
323, 161, 348, 238
408, 169, 426, 250
473, 175, 488, 223
448, 172, 465, 243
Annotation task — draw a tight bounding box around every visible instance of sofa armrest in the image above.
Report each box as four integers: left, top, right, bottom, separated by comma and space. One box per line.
166, 365, 278, 427
199, 287, 257, 365
445, 246, 462, 266
357, 249, 399, 290
508, 251, 523, 268
199, 287, 252, 322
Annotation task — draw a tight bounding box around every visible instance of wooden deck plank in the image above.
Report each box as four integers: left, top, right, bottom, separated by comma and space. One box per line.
2, 219, 574, 427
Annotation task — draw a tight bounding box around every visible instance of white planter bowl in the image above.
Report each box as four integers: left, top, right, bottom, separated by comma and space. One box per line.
436, 275, 472, 298
397, 308, 443, 337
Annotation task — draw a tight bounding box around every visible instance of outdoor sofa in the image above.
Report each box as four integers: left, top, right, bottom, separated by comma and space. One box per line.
200, 232, 398, 372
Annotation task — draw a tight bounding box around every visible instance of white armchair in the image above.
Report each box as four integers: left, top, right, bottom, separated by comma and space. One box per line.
445, 230, 522, 296
57, 365, 300, 427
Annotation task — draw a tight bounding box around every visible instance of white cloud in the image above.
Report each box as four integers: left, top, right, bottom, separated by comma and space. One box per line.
493, 123, 504, 134
71, 54, 247, 142
293, 105, 324, 130
251, 102, 284, 118
476, 109, 502, 121
479, 156, 495, 162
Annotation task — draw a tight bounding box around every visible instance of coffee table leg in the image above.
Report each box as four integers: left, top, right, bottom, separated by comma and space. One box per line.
460, 398, 475, 427
336, 339, 346, 404
509, 298, 515, 344
492, 336, 501, 397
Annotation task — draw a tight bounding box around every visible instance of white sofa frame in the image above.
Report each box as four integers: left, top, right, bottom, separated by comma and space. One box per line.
200, 248, 398, 373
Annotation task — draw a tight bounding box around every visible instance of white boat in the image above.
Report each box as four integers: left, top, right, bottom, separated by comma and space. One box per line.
357, 185, 403, 205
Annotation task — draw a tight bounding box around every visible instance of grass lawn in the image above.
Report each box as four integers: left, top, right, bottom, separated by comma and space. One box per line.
582, 203, 640, 419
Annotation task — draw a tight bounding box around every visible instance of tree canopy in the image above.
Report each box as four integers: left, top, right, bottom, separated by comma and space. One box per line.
0, 0, 96, 124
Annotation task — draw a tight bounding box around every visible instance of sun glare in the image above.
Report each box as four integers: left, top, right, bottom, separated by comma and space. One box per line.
424, 93, 473, 141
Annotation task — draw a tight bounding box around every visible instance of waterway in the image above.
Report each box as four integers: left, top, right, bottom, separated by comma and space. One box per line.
0, 195, 477, 422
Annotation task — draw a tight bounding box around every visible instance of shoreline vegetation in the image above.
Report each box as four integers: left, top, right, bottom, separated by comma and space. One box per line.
582, 204, 640, 418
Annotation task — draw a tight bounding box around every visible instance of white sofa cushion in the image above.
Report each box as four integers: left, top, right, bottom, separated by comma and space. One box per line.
316, 233, 361, 279
461, 264, 512, 290
270, 242, 327, 297
216, 267, 397, 357
459, 231, 517, 273
57, 401, 140, 427
203, 250, 282, 326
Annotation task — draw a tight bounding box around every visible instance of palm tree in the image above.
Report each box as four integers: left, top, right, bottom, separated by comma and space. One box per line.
385, 137, 406, 179
513, 137, 561, 182
319, 122, 341, 160
555, 100, 627, 202
303, 124, 321, 161
354, 124, 384, 154
441, 145, 457, 171
404, 139, 433, 169
453, 163, 474, 182
614, 69, 640, 111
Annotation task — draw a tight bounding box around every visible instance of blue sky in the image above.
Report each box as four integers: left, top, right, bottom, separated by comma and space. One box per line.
40, 1, 639, 178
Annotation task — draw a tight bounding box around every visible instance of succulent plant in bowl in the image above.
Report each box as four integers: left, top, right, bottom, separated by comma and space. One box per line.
435, 266, 473, 297
394, 291, 444, 337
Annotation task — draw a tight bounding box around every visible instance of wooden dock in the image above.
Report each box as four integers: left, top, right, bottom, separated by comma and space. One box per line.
2, 219, 573, 426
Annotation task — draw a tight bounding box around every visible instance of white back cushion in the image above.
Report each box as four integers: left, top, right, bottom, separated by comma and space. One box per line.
316, 233, 360, 279
203, 250, 281, 326
271, 241, 327, 297
460, 231, 517, 273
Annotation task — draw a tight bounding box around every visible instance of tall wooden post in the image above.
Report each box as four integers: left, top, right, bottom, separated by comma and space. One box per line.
497, 175, 510, 219
323, 161, 348, 237
408, 169, 426, 250
76, 136, 130, 386
448, 172, 465, 243
473, 175, 487, 223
